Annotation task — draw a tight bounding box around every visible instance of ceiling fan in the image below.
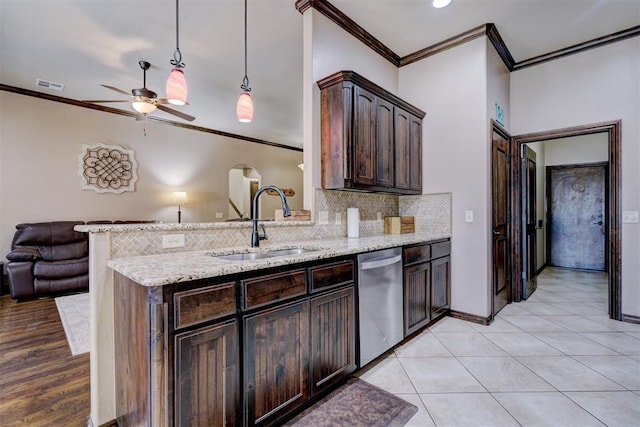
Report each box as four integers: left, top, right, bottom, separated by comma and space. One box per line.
83, 60, 195, 122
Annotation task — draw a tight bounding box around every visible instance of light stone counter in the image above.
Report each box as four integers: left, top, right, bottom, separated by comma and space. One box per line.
108, 232, 451, 287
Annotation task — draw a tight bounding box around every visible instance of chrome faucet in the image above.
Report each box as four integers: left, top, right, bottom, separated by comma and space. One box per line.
251, 185, 291, 247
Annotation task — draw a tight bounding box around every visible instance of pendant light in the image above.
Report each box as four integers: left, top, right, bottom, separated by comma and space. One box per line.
236, 0, 253, 123
166, 0, 188, 105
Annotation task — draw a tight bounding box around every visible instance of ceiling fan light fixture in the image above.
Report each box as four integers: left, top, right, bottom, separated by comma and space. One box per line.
432, 0, 452, 8
132, 101, 157, 114
167, 67, 187, 105
236, 91, 253, 123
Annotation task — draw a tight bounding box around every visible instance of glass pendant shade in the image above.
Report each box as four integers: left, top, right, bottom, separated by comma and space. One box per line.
236, 91, 253, 123
166, 68, 188, 105
132, 101, 157, 114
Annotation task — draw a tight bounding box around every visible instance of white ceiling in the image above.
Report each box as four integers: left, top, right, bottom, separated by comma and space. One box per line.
1, 0, 638, 149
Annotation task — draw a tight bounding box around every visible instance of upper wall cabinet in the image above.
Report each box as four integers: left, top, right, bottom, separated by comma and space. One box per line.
318, 71, 425, 195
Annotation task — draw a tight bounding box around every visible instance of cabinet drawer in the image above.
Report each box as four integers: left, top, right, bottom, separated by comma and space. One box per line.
174, 283, 236, 329
404, 244, 430, 265
431, 240, 451, 259
310, 259, 355, 293
242, 269, 307, 310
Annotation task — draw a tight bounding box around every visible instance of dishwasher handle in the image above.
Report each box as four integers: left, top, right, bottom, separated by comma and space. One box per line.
360, 254, 402, 270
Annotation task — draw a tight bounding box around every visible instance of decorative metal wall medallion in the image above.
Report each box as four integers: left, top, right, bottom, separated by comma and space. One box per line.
78, 143, 138, 193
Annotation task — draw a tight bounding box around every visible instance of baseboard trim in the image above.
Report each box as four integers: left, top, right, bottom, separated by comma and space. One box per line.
621, 313, 640, 324
536, 263, 547, 276
449, 310, 492, 325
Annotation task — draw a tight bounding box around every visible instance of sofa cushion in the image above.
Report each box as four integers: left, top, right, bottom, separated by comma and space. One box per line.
34, 276, 89, 296
33, 257, 89, 279
6, 247, 41, 261
37, 240, 88, 262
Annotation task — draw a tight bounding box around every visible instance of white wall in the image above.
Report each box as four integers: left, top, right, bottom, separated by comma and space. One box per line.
399, 37, 491, 318
302, 9, 399, 211
544, 134, 609, 166
511, 37, 640, 317
0, 91, 303, 260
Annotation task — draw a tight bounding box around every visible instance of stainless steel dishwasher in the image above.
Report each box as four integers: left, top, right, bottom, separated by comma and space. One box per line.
357, 247, 403, 366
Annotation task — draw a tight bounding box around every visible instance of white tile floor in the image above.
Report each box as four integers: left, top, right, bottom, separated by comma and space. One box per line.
358, 267, 640, 426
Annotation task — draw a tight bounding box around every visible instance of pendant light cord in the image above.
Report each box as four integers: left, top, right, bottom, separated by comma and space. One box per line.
171, 0, 184, 68
241, 0, 251, 92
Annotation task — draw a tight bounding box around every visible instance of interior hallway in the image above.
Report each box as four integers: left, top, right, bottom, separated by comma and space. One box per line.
360, 267, 640, 426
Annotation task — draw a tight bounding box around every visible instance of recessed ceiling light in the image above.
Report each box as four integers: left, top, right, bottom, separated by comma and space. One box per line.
433, 0, 452, 8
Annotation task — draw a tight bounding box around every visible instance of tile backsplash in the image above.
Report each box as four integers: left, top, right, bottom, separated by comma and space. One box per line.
108, 189, 451, 258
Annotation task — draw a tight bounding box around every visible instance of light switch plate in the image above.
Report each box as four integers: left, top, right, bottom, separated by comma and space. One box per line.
335, 212, 342, 225
622, 211, 639, 223
377, 212, 382, 221
465, 210, 474, 223
215, 212, 223, 219
318, 211, 329, 225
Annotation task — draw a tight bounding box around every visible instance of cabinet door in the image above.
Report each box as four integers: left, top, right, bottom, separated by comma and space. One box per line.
353, 86, 377, 185
431, 256, 451, 320
244, 300, 310, 426
376, 97, 395, 188
395, 108, 422, 192
310, 287, 356, 396
175, 321, 238, 427
404, 262, 431, 336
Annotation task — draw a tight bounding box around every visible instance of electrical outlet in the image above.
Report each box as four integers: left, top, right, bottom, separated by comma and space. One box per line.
215, 212, 224, 219
465, 210, 474, 223
318, 211, 329, 225
163, 234, 185, 248
335, 212, 342, 225
622, 211, 639, 223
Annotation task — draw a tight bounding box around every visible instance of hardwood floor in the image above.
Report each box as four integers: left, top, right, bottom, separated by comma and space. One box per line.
0, 294, 90, 426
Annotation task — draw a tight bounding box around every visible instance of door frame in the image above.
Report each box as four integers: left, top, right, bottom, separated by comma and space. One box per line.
545, 162, 609, 271
511, 120, 621, 319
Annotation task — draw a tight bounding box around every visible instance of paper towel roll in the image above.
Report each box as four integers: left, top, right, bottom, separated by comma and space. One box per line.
347, 208, 359, 238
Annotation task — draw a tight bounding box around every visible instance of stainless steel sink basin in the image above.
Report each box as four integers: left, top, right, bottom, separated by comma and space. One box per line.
216, 252, 273, 261
266, 248, 320, 256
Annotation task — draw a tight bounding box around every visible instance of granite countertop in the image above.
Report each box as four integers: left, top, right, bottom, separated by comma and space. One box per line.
108, 232, 450, 287
76, 220, 314, 233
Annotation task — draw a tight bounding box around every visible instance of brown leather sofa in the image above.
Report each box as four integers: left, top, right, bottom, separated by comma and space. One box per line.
5, 220, 159, 300
6, 221, 88, 300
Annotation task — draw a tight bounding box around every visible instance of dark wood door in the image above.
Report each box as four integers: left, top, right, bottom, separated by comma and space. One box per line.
376, 97, 394, 188
395, 109, 422, 192
310, 287, 356, 396
547, 164, 607, 271
491, 125, 511, 316
404, 262, 431, 336
522, 145, 537, 299
244, 300, 310, 426
431, 256, 451, 320
175, 320, 238, 427
353, 86, 376, 186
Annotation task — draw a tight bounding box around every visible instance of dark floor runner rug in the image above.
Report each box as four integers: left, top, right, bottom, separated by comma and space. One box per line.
284, 377, 418, 427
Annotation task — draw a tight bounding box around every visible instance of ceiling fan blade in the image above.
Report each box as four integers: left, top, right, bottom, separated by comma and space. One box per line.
101, 84, 133, 97
156, 98, 190, 106
82, 99, 131, 103
156, 104, 196, 122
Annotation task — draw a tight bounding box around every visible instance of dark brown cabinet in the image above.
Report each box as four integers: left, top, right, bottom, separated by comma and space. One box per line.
175, 321, 238, 427
318, 70, 425, 195
244, 301, 310, 426
310, 287, 356, 396
403, 239, 451, 337
114, 256, 356, 427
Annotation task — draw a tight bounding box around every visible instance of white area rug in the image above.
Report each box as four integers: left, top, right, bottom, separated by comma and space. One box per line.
55, 292, 90, 356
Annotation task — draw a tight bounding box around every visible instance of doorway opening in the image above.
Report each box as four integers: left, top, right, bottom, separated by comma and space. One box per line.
511, 121, 621, 320
228, 164, 261, 221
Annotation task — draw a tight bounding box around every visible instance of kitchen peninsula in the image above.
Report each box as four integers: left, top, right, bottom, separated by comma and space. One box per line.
77, 194, 452, 426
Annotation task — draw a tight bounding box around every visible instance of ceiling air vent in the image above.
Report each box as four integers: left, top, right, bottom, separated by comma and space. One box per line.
35, 78, 64, 91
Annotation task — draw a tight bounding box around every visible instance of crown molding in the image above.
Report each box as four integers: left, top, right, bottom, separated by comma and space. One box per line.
0, 84, 303, 152
297, 0, 639, 73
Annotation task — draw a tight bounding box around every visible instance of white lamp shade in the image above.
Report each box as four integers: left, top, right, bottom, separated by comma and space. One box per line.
166, 68, 188, 105
236, 92, 253, 123
132, 101, 157, 114
432, 0, 451, 8
173, 191, 187, 204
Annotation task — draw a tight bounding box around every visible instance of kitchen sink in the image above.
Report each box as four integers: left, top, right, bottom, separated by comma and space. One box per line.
266, 247, 320, 256
216, 252, 273, 261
